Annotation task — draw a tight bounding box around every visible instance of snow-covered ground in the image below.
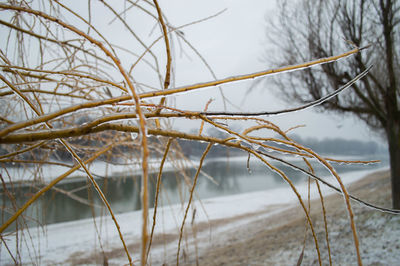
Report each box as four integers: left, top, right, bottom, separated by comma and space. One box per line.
0, 167, 389, 265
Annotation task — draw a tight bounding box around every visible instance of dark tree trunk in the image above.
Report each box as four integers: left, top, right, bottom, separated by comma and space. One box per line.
387, 118, 400, 209
382, 0, 400, 210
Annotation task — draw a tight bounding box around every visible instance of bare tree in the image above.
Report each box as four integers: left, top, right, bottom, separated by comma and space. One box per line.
267, 0, 400, 208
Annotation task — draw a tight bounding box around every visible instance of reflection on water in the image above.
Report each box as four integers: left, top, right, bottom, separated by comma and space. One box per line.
0, 156, 388, 231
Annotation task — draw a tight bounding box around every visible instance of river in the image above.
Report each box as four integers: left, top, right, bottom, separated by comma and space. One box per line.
0, 154, 388, 231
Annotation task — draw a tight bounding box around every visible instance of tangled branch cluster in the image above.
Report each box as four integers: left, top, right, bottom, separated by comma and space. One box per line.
0, 1, 396, 265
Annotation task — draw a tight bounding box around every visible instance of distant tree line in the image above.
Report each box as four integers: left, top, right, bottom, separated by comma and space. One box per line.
289, 134, 387, 156
177, 134, 386, 158
177, 139, 244, 158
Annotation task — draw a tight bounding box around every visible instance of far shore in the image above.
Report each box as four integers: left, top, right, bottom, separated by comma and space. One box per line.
1, 152, 388, 185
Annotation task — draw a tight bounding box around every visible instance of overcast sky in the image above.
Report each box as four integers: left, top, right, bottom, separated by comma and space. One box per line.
148, 0, 382, 144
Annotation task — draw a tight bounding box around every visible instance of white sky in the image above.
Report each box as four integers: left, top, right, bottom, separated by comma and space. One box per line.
151, 0, 383, 144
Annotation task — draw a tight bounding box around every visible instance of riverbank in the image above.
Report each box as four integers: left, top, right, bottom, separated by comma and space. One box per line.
183, 169, 400, 266
1, 167, 398, 265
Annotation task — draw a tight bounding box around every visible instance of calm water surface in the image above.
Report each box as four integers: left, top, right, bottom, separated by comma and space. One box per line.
1, 155, 388, 231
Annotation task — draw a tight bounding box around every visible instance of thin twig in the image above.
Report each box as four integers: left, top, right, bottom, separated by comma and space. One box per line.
146, 138, 172, 260
177, 143, 213, 265
0, 144, 113, 233
201, 65, 372, 116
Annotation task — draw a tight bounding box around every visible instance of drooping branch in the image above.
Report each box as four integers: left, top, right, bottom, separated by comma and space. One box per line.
0, 47, 371, 138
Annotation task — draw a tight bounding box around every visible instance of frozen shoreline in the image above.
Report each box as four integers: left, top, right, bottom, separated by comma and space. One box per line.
0, 167, 388, 265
